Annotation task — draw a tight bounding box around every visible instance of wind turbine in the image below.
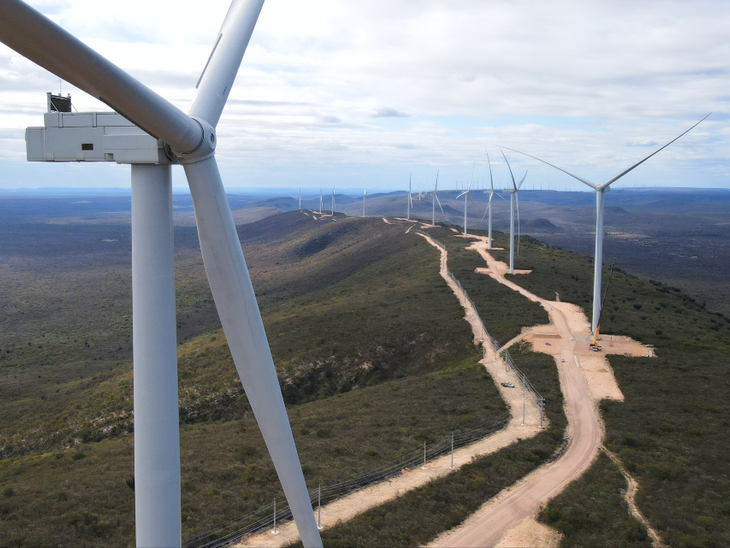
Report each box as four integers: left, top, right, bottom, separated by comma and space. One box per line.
0, 2, 323, 548
431, 171, 444, 226
331, 188, 336, 215
406, 174, 414, 220
298, 187, 302, 211
456, 163, 476, 236
501, 152, 528, 274
362, 186, 367, 217
481, 150, 498, 249
502, 113, 709, 334
319, 185, 324, 213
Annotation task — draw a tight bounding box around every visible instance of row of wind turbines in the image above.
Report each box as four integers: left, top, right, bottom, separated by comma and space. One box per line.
401, 113, 709, 337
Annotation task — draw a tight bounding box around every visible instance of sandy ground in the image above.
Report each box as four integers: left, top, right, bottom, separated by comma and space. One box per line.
494, 516, 562, 548
428, 234, 653, 548
236, 233, 541, 548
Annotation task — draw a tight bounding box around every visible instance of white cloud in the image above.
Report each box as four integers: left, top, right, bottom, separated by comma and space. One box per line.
0, 0, 728, 190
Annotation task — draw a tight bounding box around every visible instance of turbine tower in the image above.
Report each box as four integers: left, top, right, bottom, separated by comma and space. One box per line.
481, 150, 497, 249
298, 187, 302, 211
456, 163, 476, 236
501, 152, 527, 274
0, 2, 323, 547
431, 171, 444, 226
331, 188, 336, 215
502, 113, 709, 334
362, 186, 367, 217
319, 185, 324, 213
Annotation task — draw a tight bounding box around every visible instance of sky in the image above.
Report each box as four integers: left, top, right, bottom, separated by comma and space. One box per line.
0, 0, 728, 192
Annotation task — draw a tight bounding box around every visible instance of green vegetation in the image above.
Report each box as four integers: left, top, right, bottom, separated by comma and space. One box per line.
541, 452, 652, 548
287, 345, 563, 548
0, 211, 511, 546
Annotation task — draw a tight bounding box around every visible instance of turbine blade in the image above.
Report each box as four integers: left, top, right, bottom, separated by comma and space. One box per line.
456, 191, 467, 199
184, 157, 322, 548
486, 149, 494, 192
0, 0, 201, 153
468, 162, 475, 192
481, 203, 489, 221
600, 113, 712, 189
501, 151, 518, 190
435, 170, 439, 192
189, 0, 264, 128
435, 194, 445, 213
518, 170, 528, 189
501, 146, 598, 190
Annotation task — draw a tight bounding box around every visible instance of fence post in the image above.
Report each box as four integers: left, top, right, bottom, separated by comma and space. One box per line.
450, 432, 455, 470
272, 498, 279, 535
421, 441, 427, 470
317, 484, 322, 530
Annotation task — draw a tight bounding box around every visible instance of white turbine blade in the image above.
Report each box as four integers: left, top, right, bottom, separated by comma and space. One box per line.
518, 170, 529, 189
184, 156, 322, 548
600, 113, 712, 190
0, 0, 201, 153
496, 191, 509, 202
486, 149, 494, 193
189, 0, 264, 128
456, 191, 467, 199
435, 170, 439, 192
501, 146, 598, 190
468, 191, 475, 205
501, 151, 519, 191
467, 162, 475, 192
435, 193, 445, 213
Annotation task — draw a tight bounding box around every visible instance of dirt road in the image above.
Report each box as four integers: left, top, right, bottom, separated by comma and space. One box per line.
429, 235, 649, 547
236, 233, 540, 548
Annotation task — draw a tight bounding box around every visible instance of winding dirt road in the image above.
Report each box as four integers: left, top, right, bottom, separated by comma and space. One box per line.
429, 235, 649, 548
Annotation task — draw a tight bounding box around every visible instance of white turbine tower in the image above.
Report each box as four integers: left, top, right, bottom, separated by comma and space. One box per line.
502, 113, 709, 334
501, 152, 528, 274
319, 185, 324, 213
456, 163, 476, 236
407, 174, 414, 220
0, 2, 323, 548
362, 186, 367, 217
431, 171, 444, 226
298, 187, 302, 211
481, 150, 498, 249
331, 188, 336, 215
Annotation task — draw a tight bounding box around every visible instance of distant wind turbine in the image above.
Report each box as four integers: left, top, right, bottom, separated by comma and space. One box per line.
502, 113, 710, 334
298, 187, 302, 211
431, 171, 444, 226
501, 152, 527, 274
319, 185, 323, 214
481, 150, 498, 249
362, 186, 367, 217
331, 188, 335, 215
456, 163, 476, 236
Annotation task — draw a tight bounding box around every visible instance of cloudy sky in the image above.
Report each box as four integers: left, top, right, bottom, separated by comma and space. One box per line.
0, 0, 728, 192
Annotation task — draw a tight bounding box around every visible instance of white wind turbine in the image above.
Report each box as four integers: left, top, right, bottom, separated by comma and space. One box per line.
406, 174, 414, 220
319, 185, 324, 214
480, 150, 499, 249
0, 2, 322, 547
298, 187, 302, 211
456, 163, 476, 236
362, 186, 367, 217
502, 113, 710, 334
431, 171, 444, 226
501, 152, 528, 274
331, 188, 336, 215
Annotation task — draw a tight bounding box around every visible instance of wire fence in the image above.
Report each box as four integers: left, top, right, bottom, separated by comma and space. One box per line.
183, 412, 510, 548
